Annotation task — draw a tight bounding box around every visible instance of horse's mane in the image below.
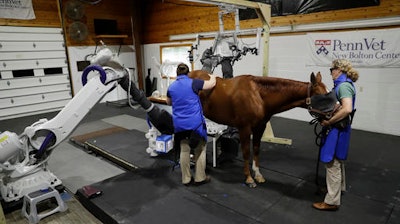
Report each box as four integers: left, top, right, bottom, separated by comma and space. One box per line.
251, 75, 308, 93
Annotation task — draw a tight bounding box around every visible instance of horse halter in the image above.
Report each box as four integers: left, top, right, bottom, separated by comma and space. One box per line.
306, 83, 340, 121
306, 82, 312, 106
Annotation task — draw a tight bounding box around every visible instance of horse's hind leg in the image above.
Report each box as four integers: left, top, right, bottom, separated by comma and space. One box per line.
252, 124, 266, 184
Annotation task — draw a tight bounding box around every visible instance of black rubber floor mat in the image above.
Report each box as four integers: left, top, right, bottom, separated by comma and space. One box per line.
84, 129, 174, 170
70, 126, 127, 148
77, 170, 261, 224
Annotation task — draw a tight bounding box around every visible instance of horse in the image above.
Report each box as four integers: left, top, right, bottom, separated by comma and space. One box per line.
189, 70, 328, 187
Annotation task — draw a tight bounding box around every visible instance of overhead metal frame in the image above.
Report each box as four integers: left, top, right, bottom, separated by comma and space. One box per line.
184, 0, 271, 76
183, 0, 291, 145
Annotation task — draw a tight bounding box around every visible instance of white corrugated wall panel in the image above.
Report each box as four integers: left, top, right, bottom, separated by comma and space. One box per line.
0, 26, 72, 120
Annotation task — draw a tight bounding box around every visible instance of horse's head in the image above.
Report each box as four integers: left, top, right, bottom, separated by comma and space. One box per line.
308, 72, 339, 120
309, 72, 328, 96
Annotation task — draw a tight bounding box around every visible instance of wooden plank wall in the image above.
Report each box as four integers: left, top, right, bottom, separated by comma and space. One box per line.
60, 0, 137, 47
0, 0, 398, 46
57, 0, 143, 88
142, 0, 400, 44
57, 0, 144, 87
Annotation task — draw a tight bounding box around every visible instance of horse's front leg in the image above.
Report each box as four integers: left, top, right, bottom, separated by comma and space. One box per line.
239, 129, 256, 187
251, 149, 266, 184
252, 124, 267, 184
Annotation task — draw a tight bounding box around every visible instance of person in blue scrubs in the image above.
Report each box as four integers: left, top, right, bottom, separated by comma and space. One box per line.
166, 63, 216, 186
313, 59, 359, 211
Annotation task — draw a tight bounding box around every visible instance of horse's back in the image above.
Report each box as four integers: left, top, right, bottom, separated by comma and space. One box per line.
202, 74, 266, 127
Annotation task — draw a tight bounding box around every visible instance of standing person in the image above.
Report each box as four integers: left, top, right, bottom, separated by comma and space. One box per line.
313, 59, 359, 211
166, 63, 216, 186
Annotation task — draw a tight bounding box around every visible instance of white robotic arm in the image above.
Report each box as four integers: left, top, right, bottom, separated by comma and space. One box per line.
25, 65, 125, 156
0, 47, 174, 202
0, 48, 127, 202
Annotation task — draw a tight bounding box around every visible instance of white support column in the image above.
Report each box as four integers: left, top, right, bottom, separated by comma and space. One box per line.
255, 3, 271, 77
252, 3, 291, 145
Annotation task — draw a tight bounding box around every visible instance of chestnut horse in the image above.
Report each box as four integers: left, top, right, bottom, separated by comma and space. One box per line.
189, 70, 328, 187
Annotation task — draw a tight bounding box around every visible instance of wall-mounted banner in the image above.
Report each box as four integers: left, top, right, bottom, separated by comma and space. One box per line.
307, 28, 400, 67
0, 0, 36, 20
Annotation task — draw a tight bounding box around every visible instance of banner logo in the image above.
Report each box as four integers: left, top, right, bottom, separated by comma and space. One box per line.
315, 40, 331, 55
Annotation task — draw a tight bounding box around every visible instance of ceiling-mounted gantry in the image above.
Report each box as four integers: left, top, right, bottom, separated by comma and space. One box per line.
182, 0, 292, 145
183, 0, 271, 76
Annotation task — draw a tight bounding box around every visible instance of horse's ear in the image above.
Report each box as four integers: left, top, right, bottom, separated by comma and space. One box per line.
316, 71, 322, 83
310, 72, 316, 84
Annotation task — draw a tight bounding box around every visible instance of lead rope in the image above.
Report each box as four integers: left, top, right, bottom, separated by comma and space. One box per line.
309, 118, 329, 187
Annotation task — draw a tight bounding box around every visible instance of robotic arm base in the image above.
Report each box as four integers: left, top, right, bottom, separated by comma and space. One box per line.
0, 169, 62, 202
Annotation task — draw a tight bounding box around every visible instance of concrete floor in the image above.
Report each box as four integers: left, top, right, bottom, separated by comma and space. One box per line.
1, 102, 400, 224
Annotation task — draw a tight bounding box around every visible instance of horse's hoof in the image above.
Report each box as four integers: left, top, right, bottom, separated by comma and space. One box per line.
255, 176, 266, 183
246, 182, 257, 188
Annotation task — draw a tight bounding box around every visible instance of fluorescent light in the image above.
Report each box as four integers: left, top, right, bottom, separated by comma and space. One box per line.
270, 26, 292, 33
294, 16, 400, 32
170, 33, 200, 41
169, 16, 400, 41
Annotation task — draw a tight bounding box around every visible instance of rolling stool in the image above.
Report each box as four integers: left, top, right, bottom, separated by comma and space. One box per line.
22, 187, 67, 224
